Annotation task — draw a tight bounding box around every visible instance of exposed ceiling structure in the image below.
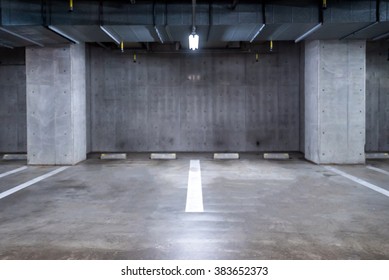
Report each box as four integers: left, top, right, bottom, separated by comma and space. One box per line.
0, 0, 388, 50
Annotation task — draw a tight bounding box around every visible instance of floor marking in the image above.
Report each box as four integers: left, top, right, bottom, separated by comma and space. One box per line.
0, 166, 28, 179
0, 166, 69, 200
325, 166, 389, 198
185, 160, 204, 212
366, 165, 389, 177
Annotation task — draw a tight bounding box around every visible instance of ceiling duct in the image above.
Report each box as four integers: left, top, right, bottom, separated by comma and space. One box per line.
0, 27, 44, 47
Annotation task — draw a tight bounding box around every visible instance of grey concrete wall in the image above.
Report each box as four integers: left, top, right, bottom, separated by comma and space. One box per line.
366, 41, 389, 152
85, 44, 92, 153
26, 44, 86, 165
70, 43, 87, 162
299, 43, 305, 153
89, 42, 301, 152
305, 40, 366, 164
0, 48, 26, 153
304, 40, 320, 163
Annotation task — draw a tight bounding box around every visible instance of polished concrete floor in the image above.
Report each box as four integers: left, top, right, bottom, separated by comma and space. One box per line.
0, 153, 388, 260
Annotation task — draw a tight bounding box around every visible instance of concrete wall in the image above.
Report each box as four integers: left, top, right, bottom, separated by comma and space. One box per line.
26, 44, 86, 165
85, 44, 92, 153
70, 43, 87, 162
366, 41, 389, 152
304, 40, 366, 164
304, 41, 320, 163
0, 48, 26, 153
4, 41, 386, 156
299, 43, 305, 153
89, 42, 301, 152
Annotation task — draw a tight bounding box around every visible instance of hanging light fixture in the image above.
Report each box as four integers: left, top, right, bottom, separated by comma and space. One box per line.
189, 0, 199, 50
189, 27, 199, 50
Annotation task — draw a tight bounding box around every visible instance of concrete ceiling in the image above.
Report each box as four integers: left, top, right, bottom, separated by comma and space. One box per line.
0, 0, 388, 50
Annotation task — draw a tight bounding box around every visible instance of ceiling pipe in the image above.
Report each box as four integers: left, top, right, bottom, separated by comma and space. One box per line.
0, 27, 44, 47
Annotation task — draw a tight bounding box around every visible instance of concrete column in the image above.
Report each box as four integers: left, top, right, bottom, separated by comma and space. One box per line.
304, 40, 366, 164
26, 44, 86, 165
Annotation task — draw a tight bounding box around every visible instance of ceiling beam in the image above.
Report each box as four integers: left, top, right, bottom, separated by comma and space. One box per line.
0, 27, 44, 47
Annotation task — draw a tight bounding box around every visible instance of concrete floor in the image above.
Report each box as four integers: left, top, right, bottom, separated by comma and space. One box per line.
0, 153, 388, 260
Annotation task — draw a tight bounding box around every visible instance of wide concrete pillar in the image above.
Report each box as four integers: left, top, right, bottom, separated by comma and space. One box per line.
26, 44, 86, 165
304, 40, 366, 164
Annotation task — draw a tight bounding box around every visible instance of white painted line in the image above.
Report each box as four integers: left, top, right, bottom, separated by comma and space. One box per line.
0, 166, 69, 200
0, 166, 28, 179
325, 166, 389, 198
185, 160, 204, 212
366, 165, 389, 177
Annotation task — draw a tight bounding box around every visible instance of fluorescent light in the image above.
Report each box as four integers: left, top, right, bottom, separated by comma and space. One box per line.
250, 24, 265, 43
100, 25, 120, 45
47, 26, 79, 44
0, 27, 44, 47
294, 23, 322, 43
189, 33, 199, 50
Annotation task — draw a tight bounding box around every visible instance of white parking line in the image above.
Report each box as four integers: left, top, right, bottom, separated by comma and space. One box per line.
0, 166, 69, 200
0, 166, 28, 179
185, 160, 204, 212
325, 166, 389, 198
366, 165, 389, 177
